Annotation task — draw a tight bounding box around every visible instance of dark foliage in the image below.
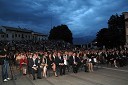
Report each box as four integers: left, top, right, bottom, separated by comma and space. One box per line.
96, 14, 125, 48
48, 24, 73, 44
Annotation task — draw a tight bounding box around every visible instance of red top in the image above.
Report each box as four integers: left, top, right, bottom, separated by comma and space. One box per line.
19, 58, 28, 69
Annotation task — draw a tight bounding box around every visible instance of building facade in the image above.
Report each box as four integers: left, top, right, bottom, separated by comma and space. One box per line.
123, 12, 128, 47
0, 26, 47, 42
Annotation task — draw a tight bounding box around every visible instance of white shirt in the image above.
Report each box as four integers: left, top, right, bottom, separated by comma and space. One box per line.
33, 58, 36, 66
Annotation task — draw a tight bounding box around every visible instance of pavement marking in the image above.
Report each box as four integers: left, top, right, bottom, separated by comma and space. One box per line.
102, 67, 128, 73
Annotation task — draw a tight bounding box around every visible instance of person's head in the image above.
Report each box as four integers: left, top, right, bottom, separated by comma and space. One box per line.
29, 53, 33, 58
49, 53, 52, 58
57, 52, 61, 57
73, 52, 76, 57
77, 53, 79, 57
22, 54, 26, 59
33, 53, 37, 59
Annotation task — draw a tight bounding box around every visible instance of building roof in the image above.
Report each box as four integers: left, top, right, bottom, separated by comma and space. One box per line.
1, 26, 47, 36
2, 26, 33, 33
122, 12, 128, 14
0, 29, 5, 34
32, 32, 47, 36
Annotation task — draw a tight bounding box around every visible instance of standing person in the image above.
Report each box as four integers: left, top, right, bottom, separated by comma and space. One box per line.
0, 48, 10, 82
19, 54, 28, 75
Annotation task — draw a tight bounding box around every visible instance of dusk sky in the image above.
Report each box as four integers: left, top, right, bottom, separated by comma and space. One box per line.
0, 0, 128, 38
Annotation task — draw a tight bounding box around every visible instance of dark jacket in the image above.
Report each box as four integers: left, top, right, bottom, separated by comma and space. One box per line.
69, 56, 79, 65
29, 58, 38, 68
58, 56, 64, 65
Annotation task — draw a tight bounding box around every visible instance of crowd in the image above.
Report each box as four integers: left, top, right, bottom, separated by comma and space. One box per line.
0, 40, 128, 82
1, 40, 74, 52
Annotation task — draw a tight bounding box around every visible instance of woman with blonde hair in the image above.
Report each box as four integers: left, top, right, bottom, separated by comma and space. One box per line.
83, 53, 88, 72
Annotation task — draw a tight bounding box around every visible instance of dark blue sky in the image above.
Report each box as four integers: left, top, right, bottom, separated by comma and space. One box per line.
0, 0, 128, 38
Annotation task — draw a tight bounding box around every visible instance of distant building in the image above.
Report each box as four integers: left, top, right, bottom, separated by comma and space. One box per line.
32, 32, 48, 42
123, 12, 128, 47
0, 26, 47, 42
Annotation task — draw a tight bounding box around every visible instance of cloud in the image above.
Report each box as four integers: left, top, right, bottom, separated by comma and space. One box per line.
0, 0, 128, 38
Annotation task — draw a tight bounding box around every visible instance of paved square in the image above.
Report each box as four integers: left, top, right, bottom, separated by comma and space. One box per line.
1, 66, 128, 85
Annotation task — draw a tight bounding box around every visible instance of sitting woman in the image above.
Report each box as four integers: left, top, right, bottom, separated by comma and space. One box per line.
42, 53, 48, 78
49, 53, 58, 77
87, 54, 94, 72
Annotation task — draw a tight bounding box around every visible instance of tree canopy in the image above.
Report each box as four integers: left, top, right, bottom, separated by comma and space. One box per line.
96, 14, 125, 49
48, 24, 73, 44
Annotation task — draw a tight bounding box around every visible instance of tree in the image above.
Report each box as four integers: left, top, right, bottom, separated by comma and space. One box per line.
96, 28, 110, 48
48, 24, 73, 44
96, 13, 125, 49
108, 14, 125, 48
